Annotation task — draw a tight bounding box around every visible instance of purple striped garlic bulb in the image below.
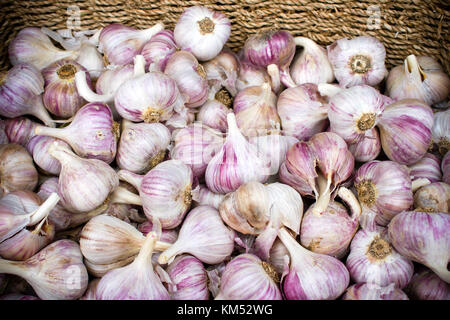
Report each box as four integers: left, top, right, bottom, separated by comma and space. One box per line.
277, 83, 329, 141
205, 113, 270, 194
114, 72, 184, 123
166, 254, 209, 300
278, 227, 350, 300
327, 35, 387, 88
197, 100, 232, 133
408, 153, 442, 185
118, 159, 193, 229
191, 184, 225, 210
99, 23, 164, 66
34, 102, 118, 164
4, 117, 39, 147
378, 99, 434, 165
388, 210, 450, 283
0, 63, 54, 127
405, 268, 450, 300
283, 132, 354, 215
354, 160, 413, 227
26, 136, 71, 175
235, 60, 271, 92
49, 141, 119, 213
342, 283, 409, 300
41, 59, 91, 118
215, 253, 282, 300
141, 29, 178, 72
116, 120, 171, 174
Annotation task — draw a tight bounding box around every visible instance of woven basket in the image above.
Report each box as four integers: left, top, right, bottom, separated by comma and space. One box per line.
0, 0, 448, 74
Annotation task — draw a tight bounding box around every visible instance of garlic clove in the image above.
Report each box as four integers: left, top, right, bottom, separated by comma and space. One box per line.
203, 47, 239, 98
26, 135, 70, 175
191, 184, 225, 210
235, 60, 271, 92
405, 268, 450, 300
347, 128, 381, 163
197, 100, 232, 133
141, 29, 178, 72
84, 255, 136, 279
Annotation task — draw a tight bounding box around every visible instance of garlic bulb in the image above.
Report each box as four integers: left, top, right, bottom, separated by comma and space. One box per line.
408, 153, 442, 184
170, 122, 224, 179
243, 30, 296, 88
278, 227, 350, 300
35, 102, 118, 164
49, 142, 119, 213
26, 136, 70, 175
80, 278, 100, 300
118, 159, 193, 229
94, 64, 135, 102
290, 37, 334, 85
0, 63, 54, 126
0, 144, 38, 194
346, 223, 414, 289
347, 127, 381, 163
99, 23, 164, 66
215, 254, 282, 300
191, 184, 225, 209
141, 29, 178, 72
0, 240, 88, 300
386, 55, 450, 105
233, 83, 280, 137
4, 117, 39, 147
431, 109, 449, 156
42, 59, 91, 118
378, 99, 433, 165
354, 160, 413, 227
116, 120, 170, 174
114, 72, 184, 123
284, 132, 354, 214
405, 268, 450, 300
443, 151, 450, 184
174, 6, 231, 62
96, 232, 171, 300
300, 187, 361, 259
343, 283, 409, 300
8, 27, 78, 70
277, 83, 329, 141
166, 254, 209, 300
414, 182, 449, 213
158, 205, 235, 265
236, 60, 271, 92
388, 210, 450, 283
327, 36, 387, 88
203, 47, 239, 98
197, 100, 232, 133
164, 51, 209, 108
205, 113, 270, 194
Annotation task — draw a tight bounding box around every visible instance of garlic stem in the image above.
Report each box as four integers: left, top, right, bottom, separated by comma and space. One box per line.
75, 71, 113, 104
134, 231, 157, 268
157, 243, 182, 265
226, 112, 239, 135
117, 170, 144, 190
280, 68, 297, 88
34, 124, 66, 141
138, 23, 165, 44
318, 83, 342, 98
0, 259, 23, 277
267, 65, 280, 93
337, 187, 362, 222
411, 178, 431, 192
110, 186, 143, 206
30, 96, 56, 128
278, 226, 308, 256
133, 55, 146, 77
294, 36, 315, 48
28, 192, 60, 226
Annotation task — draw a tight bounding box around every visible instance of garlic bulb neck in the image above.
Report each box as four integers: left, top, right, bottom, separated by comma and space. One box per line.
28, 192, 60, 225
134, 232, 157, 268
110, 186, 142, 206
118, 170, 144, 190
75, 71, 113, 104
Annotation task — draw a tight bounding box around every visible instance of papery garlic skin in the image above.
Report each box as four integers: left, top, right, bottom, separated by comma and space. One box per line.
413, 182, 449, 213
205, 113, 270, 194
95, 64, 134, 96
348, 128, 381, 162
405, 268, 450, 300
8, 27, 78, 70
99, 23, 164, 66
233, 83, 280, 137
386, 55, 450, 106
171, 123, 224, 179
141, 30, 178, 72
42, 59, 91, 118
431, 109, 449, 156
346, 226, 414, 289
342, 283, 409, 300
116, 120, 171, 174
197, 100, 232, 133
327, 36, 387, 88
277, 83, 329, 141
191, 184, 225, 210
0, 144, 38, 195
203, 48, 239, 97
35, 102, 118, 164
215, 254, 282, 300
408, 153, 442, 184
158, 205, 235, 265
166, 254, 209, 300
50, 143, 119, 213
26, 136, 70, 175
174, 6, 231, 62
378, 99, 433, 165
115, 72, 183, 123
388, 211, 450, 283
269, 239, 289, 276
164, 51, 209, 108
354, 160, 413, 226
291, 37, 334, 85
4, 117, 39, 147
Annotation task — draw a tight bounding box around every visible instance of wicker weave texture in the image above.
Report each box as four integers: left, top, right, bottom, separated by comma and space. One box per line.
0, 0, 448, 73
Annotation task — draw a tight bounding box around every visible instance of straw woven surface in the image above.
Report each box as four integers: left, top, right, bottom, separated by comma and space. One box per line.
0, 0, 448, 73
